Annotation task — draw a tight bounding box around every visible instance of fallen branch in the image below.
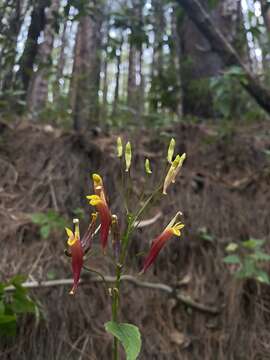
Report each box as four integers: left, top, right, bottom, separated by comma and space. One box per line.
5, 274, 220, 315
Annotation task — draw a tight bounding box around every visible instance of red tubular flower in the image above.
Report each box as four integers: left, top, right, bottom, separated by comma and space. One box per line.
140, 218, 184, 274
87, 194, 112, 252
65, 220, 83, 295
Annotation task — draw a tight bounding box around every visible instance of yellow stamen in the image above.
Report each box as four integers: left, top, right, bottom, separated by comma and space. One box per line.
66, 227, 77, 246
165, 211, 182, 229
73, 218, 80, 239
87, 194, 102, 206
171, 222, 185, 236
92, 173, 103, 187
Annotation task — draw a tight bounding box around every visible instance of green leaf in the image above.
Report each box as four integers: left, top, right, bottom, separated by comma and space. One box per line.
0, 314, 17, 336
31, 213, 47, 224
11, 291, 36, 314
40, 224, 51, 239
226, 243, 238, 252
208, 0, 219, 9
256, 270, 270, 284
0, 300, 5, 315
251, 251, 270, 262
105, 321, 141, 360
242, 239, 265, 249
223, 255, 241, 264
240, 258, 256, 278
0, 314, 16, 324
10, 274, 27, 287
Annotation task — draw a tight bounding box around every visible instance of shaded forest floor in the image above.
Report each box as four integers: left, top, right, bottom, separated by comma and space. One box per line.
1, 119, 270, 359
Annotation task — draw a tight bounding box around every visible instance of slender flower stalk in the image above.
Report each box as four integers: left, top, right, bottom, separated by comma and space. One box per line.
87, 194, 112, 252
140, 215, 184, 274
111, 215, 121, 259
65, 219, 84, 295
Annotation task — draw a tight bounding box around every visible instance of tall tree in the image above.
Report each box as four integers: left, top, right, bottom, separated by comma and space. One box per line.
27, 0, 61, 115
16, 0, 50, 94
179, 0, 246, 116
260, 0, 270, 32
171, 4, 183, 117
0, 0, 29, 92
71, 1, 103, 130
149, 0, 166, 113
112, 35, 124, 117
53, 2, 71, 101
176, 0, 270, 114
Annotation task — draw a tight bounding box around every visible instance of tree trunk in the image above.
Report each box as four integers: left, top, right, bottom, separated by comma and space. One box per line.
127, 39, 137, 110
260, 0, 270, 32
16, 0, 49, 94
176, 0, 270, 115
101, 21, 110, 119
1, 0, 28, 92
53, 3, 70, 101
149, 0, 165, 112
180, 0, 246, 116
71, 3, 103, 131
112, 36, 123, 117
27, 0, 61, 115
171, 5, 183, 118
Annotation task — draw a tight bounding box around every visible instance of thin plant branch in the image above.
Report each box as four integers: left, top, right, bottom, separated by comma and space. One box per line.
4, 275, 220, 315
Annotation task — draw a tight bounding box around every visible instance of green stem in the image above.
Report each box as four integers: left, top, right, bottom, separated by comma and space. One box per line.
112, 263, 122, 360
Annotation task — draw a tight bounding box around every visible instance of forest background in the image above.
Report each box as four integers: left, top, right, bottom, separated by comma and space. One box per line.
1, 0, 270, 359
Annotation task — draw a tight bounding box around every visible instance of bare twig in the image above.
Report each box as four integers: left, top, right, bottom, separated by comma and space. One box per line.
4, 274, 220, 315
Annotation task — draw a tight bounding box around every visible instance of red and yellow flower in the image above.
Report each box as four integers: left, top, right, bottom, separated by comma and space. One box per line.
65, 219, 84, 295
140, 215, 184, 274
65, 214, 97, 295
87, 174, 112, 252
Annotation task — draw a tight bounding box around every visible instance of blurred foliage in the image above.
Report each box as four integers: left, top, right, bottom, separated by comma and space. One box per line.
210, 66, 267, 121
0, 275, 37, 337
224, 238, 270, 284
31, 210, 67, 239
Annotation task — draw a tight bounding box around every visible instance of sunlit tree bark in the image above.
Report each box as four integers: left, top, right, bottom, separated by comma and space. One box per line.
17, 0, 49, 94
27, 0, 61, 115
71, 2, 103, 131
1, 0, 29, 92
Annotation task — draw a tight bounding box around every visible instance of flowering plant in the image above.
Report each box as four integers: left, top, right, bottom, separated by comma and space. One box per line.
65, 138, 186, 360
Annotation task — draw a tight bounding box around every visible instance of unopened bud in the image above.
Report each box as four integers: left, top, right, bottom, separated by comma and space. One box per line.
117, 137, 123, 158
145, 158, 152, 174
125, 142, 132, 172
167, 138, 176, 164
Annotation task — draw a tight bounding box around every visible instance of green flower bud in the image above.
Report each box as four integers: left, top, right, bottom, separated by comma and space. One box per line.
125, 142, 132, 172
167, 138, 176, 164
117, 137, 123, 157
145, 158, 152, 174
